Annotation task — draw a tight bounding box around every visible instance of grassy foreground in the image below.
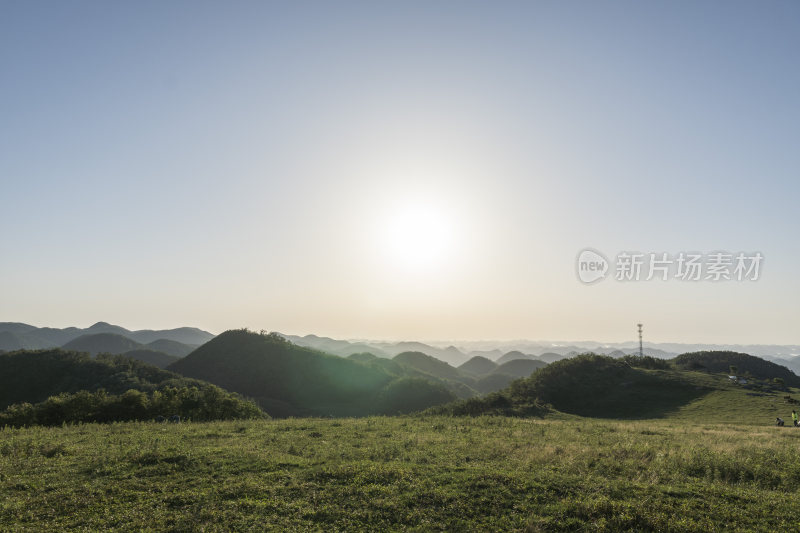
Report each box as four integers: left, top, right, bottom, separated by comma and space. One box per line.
3, 416, 800, 532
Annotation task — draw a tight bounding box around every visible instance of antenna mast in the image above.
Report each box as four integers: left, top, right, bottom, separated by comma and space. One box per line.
637, 323, 643, 357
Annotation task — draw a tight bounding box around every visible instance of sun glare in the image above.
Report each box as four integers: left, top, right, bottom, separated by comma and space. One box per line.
382, 202, 455, 272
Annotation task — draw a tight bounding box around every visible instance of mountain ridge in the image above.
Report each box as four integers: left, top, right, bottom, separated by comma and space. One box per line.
167, 330, 458, 417
0, 322, 214, 352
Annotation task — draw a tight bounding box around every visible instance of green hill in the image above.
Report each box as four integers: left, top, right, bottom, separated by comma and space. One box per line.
391, 351, 480, 398
122, 349, 180, 369
510, 355, 706, 418
168, 330, 456, 417
342, 355, 474, 398
281, 334, 392, 359
0, 322, 215, 350
436, 351, 800, 423
355, 356, 411, 376
127, 326, 214, 345
377, 377, 456, 414
0, 349, 210, 409
0, 322, 38, 335
0, 330, 60, 351
347, 352, 378, 363
495, 351, 536, 364
493, 358, 546, 379
144, 339, 197, 358
673, 350, 800, 386
0, 349, 266, 426
0, 331, 27, 351
60, 333, 195, 359
458, 356, 497, 375
473, 373, 516, 394
539, 352, 565, 363
62, 333, 143, 355
393, 351, 464, 381
437, 354, 705, 418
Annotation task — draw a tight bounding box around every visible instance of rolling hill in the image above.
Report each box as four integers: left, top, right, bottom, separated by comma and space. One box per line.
0, 331, 38, 351
388, 343, 467, 366
493, 358, 547, 379
347, 352, 378, 363
465, 349, 503, 361
437, 351, 800, 421
538, 352, 566, 363
0, 349, 210, 409
0, 349, 265, 426
385, 351, 478, 398
121, 349, 180, 369
495, 350, 537, 364
473, 373, 516, 394
62, 333, 143, 355
168, 330, 456, 417
0, 322, 214, 351
437, 355, 698, 418
126, 326, 214, 346
144, 339, 197, 357
282, 335, 472, 366
458, 356, 497, 375
280, 334, 392, 358
393, 351, 464, 381
347, 355, 476, 399
673, 351, 800, 386
60, 332, 196, 360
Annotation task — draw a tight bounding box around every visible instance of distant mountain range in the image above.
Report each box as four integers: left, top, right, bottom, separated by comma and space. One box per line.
4, 322, 800, 424
3, 322, 799, 378
278, 333, 800, 375
0, 322, 213, 368
279, 333, 674, 365
279, 334, 469, 366
61, 333, 196, 358
0, 321, 214, 350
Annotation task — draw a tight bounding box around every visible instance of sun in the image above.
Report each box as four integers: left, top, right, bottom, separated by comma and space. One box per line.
381, 202, 455, 272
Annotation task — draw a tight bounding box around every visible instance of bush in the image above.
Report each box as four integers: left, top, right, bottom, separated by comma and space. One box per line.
0, 386, 266, 427
620, 355, 671, 370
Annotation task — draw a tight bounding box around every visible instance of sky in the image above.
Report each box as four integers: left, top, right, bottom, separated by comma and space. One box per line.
2, 1, 799, 344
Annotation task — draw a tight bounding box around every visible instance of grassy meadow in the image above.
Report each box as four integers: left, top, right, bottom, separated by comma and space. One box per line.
3, 409, 800, 532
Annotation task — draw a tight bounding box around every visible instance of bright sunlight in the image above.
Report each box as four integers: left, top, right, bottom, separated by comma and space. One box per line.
381, 202, 456, 273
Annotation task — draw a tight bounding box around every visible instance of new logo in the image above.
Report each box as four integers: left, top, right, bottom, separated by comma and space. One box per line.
576, 248, 609, 284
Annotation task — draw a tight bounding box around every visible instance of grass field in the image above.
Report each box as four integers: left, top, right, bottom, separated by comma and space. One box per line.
600, 369, 794, 424
3, 409, 800, 532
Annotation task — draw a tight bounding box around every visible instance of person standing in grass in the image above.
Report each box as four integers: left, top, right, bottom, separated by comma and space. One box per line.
792, 410, 798, 427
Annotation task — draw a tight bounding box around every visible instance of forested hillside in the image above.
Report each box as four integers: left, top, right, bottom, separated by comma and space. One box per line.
168, 330, 457, 417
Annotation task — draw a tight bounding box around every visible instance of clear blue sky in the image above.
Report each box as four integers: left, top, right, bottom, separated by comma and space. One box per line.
2, 1, 799, 343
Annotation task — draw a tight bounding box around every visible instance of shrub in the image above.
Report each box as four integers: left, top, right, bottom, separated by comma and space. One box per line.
0, 386, 266, 427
